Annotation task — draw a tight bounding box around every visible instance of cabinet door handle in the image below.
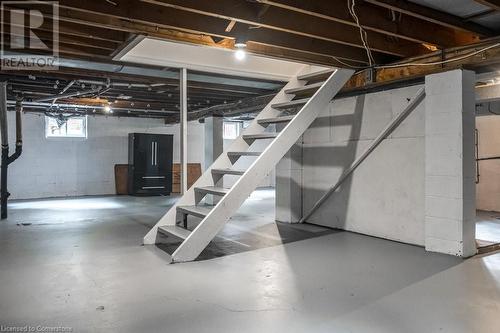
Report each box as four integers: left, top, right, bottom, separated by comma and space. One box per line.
155, 142, 158, 166
150, 142, 153, 165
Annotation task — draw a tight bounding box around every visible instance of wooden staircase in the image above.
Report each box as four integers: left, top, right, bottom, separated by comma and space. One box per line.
143, 65, 354, 262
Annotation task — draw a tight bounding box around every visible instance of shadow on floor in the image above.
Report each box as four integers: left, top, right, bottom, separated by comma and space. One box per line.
157, 222, 340, 261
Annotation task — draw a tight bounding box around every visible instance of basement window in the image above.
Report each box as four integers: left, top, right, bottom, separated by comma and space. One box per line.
223, 121, 241, 140
45, 116, 87, 138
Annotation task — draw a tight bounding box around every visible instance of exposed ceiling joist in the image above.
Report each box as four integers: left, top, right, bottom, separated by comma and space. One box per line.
363, 0, 494, 35
50, 0, 382, 64
256, 0, 487, 46
141, 0, 425, 57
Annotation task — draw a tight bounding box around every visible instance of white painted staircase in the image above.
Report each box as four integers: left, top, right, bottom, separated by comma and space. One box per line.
144, 65, 354, 262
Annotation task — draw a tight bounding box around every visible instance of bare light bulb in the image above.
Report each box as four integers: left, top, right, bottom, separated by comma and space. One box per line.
235, 49, 246, 61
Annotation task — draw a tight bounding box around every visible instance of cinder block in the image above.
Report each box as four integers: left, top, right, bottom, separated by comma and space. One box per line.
425, 216, 461, 241
425, 196, 462, 220
425, 237, 463, 256
425, 70, 464, 96
425, 175, 462, 199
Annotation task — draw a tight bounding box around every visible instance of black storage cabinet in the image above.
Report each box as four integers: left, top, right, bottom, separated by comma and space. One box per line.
128, 133, 173, 196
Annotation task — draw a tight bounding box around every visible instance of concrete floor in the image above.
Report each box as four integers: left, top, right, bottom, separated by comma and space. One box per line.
1, 190, 500, 332
476, 210, 500, 245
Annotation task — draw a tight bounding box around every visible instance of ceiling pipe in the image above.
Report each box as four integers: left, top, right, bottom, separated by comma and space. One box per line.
60, 80, 76, 94
77, 79, 168, 89
6, 100, 178, 115
34, 88, 102, 103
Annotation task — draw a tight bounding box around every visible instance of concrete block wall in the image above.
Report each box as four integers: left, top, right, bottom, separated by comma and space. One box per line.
275, 69, 477, 257
424, 70, 476, 257
7, 113, 205, 199
291, 84, 427, 246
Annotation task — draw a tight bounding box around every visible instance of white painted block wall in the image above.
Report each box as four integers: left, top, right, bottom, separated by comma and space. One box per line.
289, 84, 426, 246
424, 70, 476, 257
6, 112, 205, 200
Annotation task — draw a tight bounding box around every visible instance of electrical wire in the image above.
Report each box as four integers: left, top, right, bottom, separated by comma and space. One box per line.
348, 0, 375, 66
331, 56, 367, 69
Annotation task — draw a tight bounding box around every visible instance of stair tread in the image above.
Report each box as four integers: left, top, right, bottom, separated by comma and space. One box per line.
258, 115, 294, 125
158, 225, 191, 240
227, 151, 261, 156
211, 168, 246, 175
285, 81, 323, 95
195, 186, 230, 195
177, 205, 214, 218
297, 68, 335, 81
243, 133, 278, 140
272, 98, 309, 109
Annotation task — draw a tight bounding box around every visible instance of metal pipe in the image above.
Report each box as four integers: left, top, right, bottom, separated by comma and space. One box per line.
0, 82, 8, 219
7, 100, 178, 114
8, 99, 23, 165
60, 80, 76, 94
300, 87, 426, 223
0, 82, 8, 145
34, 87, 102, 102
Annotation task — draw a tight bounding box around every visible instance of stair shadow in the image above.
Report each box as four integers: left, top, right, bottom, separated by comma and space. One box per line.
156, 203, 342, 261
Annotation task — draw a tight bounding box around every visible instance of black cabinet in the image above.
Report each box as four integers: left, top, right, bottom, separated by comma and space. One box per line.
128, 133, 173, 196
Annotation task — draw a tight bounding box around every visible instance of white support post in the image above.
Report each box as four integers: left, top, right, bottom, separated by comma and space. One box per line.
424, 69, 476, 257
180, 68, 188, 194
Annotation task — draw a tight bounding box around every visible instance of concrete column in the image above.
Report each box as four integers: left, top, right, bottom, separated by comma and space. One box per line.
276, 123, 303, 223
424, 69, 476, 257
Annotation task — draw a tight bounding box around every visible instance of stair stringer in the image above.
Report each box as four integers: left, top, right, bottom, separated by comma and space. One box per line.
168, 68, 354, 262
143, 64, 325, 245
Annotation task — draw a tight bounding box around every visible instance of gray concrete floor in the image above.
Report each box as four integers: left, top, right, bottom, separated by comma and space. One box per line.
476, 210, 500, 245
1, 190, 500, 332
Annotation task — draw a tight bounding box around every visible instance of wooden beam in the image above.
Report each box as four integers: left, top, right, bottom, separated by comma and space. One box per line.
142, 0, 424, 57
2, 30, 118, 51
52, 0, 383, 64
0, 11, 126, 43
344, 39, 500, 92
1, 41, 112, 58
474, 0, 500, 11
364, 0, 494, 36
258, 0, 488, 46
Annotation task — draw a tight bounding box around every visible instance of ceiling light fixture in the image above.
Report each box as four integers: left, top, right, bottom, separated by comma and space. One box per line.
234, 36, 247, 61
235, 49, 246, 61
